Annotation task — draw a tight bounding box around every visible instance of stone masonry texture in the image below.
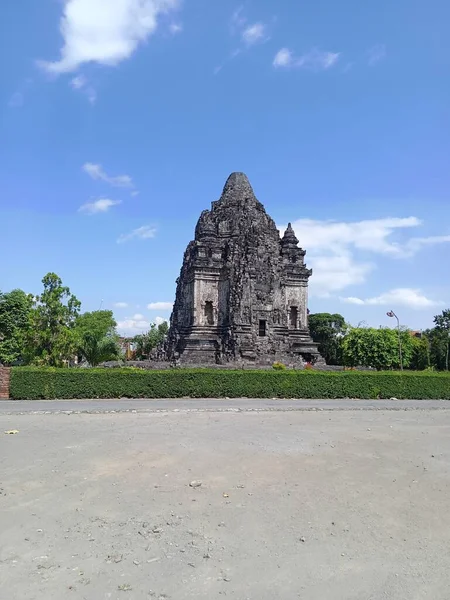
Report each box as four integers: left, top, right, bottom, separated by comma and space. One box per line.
167, 173, 323, 366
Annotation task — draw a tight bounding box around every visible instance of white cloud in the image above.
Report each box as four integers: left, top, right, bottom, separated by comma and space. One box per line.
117, 317, 151, 335
169, 22, 183, 34
117, 225, 157, 243
83, 162, 134, 188
403, 235, 450, 257
155, 316, 168, 326
70, 74, 97, 103
341, 297, 365, 306
78, 198, 121, 214
308, 253, 374, 296
117, 314, 168, 335
113, 302, 128, 308
39, 0, 180, 74
368, 44, 387, 66
341, 288, 444, 310
274, 47, 340, 71
147, 301, 173, 310
284, 217, 450, 297
242, 22, 267, 46
290, 217, 421, 257
70, 75, 86, 89
273, 48, 293, 68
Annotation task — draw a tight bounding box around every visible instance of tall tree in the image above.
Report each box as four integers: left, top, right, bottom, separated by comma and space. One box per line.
433, 309, 450, 370
308, 313, 347, 365
26, 273, 81, 366
0, 289, 33, 365
75, 310, 117, 339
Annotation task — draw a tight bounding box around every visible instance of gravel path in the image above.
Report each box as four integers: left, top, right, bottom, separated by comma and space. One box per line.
1, 407, 450, 599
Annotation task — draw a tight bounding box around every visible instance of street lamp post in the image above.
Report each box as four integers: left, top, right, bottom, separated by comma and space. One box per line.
446, 331, 450, 372
387, 310, 403, 371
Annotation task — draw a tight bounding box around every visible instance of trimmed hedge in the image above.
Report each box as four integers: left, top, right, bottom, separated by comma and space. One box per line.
9, 367, 450, 400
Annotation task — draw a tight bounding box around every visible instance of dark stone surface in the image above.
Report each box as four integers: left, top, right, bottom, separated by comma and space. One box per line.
167, 173, 324, 366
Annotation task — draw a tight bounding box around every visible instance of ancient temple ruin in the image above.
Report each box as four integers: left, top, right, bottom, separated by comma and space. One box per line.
166, 173, 323, 365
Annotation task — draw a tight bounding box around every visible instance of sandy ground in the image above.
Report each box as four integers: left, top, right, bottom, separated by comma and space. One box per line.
1, 403, 450, 599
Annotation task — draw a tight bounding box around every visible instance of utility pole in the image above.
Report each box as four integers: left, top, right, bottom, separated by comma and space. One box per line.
387, 310, 403, 371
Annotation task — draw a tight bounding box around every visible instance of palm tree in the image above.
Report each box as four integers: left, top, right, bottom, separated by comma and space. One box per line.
78, 331, 120, 367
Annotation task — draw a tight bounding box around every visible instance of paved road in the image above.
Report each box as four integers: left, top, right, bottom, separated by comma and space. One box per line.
1, 397, 449, 414
2, 404, 450, 599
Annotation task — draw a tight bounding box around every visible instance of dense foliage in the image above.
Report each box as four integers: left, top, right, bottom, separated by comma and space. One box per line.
308, 313, 347, 365
10, 367, 450, 400
0, 289, 33, 365
133, 322, 169, 359
75, 310, 120, 366
342, 327, 415, 370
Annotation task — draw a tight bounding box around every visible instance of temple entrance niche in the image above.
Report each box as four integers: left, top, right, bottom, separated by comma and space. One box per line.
289, 306, 298, 329
204, 301, 214, 325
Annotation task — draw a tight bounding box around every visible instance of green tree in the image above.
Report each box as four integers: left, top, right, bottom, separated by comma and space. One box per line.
75, 310, 117, 339
133, 321, 168, 360
0, 289, 33, 365
75, 310, 120, 366
409, 335, 430, 370
26, 273, 81, 366
308, 313, 347, 365
342, 327, 414, 371
433, 309, 450, 370
77, 332, 120, 367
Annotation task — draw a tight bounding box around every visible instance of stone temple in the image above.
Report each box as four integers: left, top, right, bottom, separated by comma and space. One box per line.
166, 173, 323, 365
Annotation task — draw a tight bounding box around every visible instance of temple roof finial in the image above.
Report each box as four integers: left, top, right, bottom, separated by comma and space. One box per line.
281, 222, 299, 246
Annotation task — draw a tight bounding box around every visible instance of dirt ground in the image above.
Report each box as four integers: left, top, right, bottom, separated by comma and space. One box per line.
1, 404, 450, 599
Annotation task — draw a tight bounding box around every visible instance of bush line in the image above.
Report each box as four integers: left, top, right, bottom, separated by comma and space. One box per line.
9, 367, 450, 400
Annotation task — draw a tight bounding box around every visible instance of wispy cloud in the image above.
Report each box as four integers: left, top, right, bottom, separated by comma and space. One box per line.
78, 198, 121, 214
215, 7, 269, 73
283, 217, 450, 297
70, 75, 96, 104
147, 302, 173, 310
169, 22, 183, 34
83, 163, 134, 188
39, 0, 181, 74
341, 288, 444, 309
273, 48, 293, 68
368, 44, 387, 66
113, 302, 128, 308
242, 22, 268, 46
273, 47, 340, 71
230, 6, 246, 33
117, 226, 157, 243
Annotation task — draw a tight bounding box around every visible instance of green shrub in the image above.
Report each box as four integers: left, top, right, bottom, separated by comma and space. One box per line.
9, 367, 450, 400
272, 362, 286, 370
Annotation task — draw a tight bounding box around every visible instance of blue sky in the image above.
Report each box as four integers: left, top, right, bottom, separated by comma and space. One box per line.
1, 0, 449, 335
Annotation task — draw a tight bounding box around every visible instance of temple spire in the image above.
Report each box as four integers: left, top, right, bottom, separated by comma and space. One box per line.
281, 223, 299, 246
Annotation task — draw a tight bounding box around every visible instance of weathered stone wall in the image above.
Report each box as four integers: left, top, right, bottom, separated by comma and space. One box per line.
0, 367, 11, 399
167, 173, 324, 365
